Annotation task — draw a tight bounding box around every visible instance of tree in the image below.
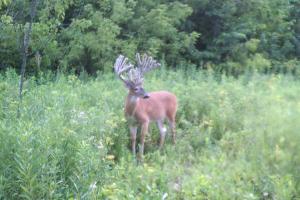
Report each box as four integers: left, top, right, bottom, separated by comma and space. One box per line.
0, 0, 299, 75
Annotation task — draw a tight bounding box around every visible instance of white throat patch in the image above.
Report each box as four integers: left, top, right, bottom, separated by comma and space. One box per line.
130, 96, 139, 103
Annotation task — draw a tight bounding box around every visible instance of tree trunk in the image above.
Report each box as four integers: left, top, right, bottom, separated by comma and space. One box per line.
18, 0, 38, 117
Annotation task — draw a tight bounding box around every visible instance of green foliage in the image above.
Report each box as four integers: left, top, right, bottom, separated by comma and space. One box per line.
0, 70, 300, 198
61, 10, 121, 73
245, 39, 260, 54
1, 0, 298, 75
186, 0, 299, 72
0, 0, 11, 8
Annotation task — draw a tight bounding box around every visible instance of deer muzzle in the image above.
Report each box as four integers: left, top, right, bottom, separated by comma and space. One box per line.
143, 93, 150, 99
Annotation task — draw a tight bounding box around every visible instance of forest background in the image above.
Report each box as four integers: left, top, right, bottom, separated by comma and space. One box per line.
0, 0, 299, 75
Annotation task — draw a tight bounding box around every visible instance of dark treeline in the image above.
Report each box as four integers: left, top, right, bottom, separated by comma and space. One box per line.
0, 0, 299, 75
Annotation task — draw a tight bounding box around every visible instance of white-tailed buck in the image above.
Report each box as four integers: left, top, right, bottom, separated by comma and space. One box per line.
114, 53, 177, 159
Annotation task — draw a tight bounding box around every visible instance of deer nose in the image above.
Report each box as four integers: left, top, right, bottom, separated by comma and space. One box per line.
143, 93, 150, 99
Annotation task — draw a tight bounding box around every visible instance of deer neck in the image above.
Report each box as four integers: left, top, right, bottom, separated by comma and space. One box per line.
125, 93, 139, 117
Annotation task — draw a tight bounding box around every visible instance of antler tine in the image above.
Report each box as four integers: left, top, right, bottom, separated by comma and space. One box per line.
114, 55, 133, 83
127, 68, 143, 85
136, 53, 161, 75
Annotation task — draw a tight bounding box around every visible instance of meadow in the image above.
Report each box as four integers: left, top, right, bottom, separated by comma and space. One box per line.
0, 69, 299, 199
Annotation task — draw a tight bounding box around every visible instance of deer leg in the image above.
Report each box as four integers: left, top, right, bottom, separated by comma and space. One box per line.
169, 120, 176, 144
157, 120, 167, 150
129, 126, 137, 156
139, 121, 149, 160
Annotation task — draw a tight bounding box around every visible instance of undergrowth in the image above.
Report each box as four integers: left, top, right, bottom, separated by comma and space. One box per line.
0, 69, 299, 199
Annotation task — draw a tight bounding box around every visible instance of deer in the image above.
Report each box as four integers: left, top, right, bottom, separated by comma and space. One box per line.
114, 53, 177, 160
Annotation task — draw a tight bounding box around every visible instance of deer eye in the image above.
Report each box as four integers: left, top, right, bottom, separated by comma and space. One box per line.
134, 88, 139, 91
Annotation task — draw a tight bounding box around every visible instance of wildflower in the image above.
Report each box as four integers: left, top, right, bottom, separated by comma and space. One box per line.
89, 181, 97, 190
106, 154, 115, 160
147, 167, 155, 173
162, 193, 168, 200
78, 111, 86, 118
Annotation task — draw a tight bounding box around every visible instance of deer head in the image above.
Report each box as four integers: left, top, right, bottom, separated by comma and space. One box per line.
114, 53, 161, 99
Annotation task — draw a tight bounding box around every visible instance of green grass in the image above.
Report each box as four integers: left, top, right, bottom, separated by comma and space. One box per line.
0, 69, 299, 199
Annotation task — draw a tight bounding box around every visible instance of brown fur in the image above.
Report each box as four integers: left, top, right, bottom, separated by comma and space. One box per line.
125, 91, 177, 123
124, 90, 177, 159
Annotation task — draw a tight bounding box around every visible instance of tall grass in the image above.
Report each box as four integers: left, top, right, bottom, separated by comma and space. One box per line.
0, 69, 299, 199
